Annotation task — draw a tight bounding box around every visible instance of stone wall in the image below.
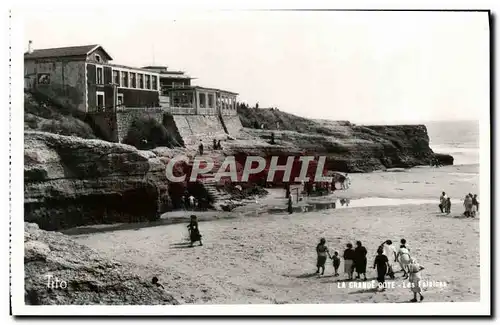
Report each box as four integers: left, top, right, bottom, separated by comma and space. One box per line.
171, 115, 228, 146
116, 108, 167, 143
25, 59, 87, 112
221, 115, 243, 137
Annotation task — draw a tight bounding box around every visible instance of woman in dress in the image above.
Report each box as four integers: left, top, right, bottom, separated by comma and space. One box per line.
187, 215, 203, 247
373, 247, 389, 290
315, 238, 331, 275
343, 243, 355, 280
408, 258, 425, 302
354, 241, 368, 281
397, 244, 411, 278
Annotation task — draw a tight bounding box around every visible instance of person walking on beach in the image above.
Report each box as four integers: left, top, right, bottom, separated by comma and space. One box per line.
373, 247, 390, 290
343, 243, 355, 280
187, 215, 203, 247
316, 238, 331, 275
397, 243, 411, 278
408, 258, 425, 302
354, 241, 368, 281
198, 140, 204, 156
287, 193, 293, 214
445, 197, 451, 214
382, 240, 397, 279
464, 194, 473, 217
331, 251, 341, 276
439, 191, 448, 213
151, 276, 165, 289
188, 195, 195, 210
472, 194, 479, 217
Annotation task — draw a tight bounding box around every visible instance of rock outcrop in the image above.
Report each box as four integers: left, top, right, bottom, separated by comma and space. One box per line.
24, 222, 179, 305
24, 131, 172, 231
233, 107, 453, 172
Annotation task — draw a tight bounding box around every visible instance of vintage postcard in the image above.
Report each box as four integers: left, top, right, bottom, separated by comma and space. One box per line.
9, 3, 491, 317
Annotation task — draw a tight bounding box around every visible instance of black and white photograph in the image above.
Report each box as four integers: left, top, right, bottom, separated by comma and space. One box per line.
8, 1, 492, 317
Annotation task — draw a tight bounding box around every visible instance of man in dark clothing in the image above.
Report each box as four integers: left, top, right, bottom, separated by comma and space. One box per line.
373, 247, 389, 290
187, 215, 203, 247
213, 139, 217, 150
198, 141, 204, 155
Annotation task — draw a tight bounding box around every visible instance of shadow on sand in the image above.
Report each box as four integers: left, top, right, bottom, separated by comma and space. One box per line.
348, 287, 379, 294
170, 242, 194, 249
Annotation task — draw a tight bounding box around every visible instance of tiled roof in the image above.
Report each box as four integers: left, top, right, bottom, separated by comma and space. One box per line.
24, 44, 113, 60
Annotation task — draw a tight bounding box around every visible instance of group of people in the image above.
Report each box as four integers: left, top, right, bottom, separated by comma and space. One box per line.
212, 139, 223, 150
180, 193, 210, 211
439, 191, 479, 217
463, 193, 479, 217
315, 238, 424, 302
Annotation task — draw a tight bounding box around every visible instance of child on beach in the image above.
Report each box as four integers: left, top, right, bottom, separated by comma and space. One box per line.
445, 197, 451, 214
439, 191, 447, 213
331, 251, 341, 276
373, 247, 390, 290
187, 215, 203, 247
407, 258, 425, 302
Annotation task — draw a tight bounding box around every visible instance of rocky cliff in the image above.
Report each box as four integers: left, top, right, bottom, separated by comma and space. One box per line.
24, 222, 179, 305
234, 107, 453, 172
24, 131, 172, 231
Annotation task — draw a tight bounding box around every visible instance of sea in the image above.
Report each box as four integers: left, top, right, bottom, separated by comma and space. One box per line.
425, 120, 480, 166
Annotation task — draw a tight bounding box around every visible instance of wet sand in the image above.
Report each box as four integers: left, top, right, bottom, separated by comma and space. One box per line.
73, 164, 480, 304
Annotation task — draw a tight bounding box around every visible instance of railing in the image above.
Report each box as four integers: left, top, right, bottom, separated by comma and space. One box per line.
167, 107, 196, 115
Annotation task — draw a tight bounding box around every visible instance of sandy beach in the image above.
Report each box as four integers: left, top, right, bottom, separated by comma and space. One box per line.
73, 164, 480, 304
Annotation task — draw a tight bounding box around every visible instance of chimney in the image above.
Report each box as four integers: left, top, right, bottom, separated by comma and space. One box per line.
28, 40, 33, 54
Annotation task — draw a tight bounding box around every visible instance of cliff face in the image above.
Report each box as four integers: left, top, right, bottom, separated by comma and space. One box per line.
234, 107, 453, 172
24, 222, 179, 305
24, 131, 172, 231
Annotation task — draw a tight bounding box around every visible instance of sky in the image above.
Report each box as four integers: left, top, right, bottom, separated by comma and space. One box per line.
20, 9, 489, 124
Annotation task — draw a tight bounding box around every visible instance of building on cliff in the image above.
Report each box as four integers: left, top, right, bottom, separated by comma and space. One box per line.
24, 43, 161, 112
24, 42, 238, 117
24, 42, 242, 143
142, 65, 238, 116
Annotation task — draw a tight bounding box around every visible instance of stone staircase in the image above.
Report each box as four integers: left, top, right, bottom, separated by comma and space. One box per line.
189, 151, 234, 209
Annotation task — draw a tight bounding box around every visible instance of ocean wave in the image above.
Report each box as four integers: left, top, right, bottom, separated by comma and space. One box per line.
430, 145, 479, 154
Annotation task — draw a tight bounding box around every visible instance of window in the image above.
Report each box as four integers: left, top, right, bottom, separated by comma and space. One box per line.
130, 73, 136, 88
138, 74, 144, 88
208, 94, 214, 108
95, 54, 101, 63
199, 93, 206, 108
97, 91, 105, 110
96, 67, 103, 85
172, 82, 184, 88
145, 75, 151, 89
112, 70, 119, 85
152, 76, 158, 90
117, 93, 124, 107
121, 71, 128, 87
